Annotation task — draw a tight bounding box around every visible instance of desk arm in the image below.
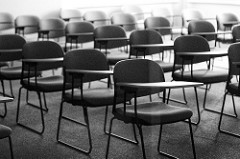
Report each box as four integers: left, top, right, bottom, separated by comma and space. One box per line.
66, 69, 113, 75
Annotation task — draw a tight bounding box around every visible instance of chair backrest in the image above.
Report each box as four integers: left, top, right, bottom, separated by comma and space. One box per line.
232, 24, 240, 43
0, 34, 26, 62
64, 49, 109, 84
0, 12, 13, 30
65, 21, 94, 43
216, 13, 238, 31
60, 9, 82, 21
174, 35, 210, 65
39, 18, 65, 38
15, 15, 39, 34
129, 29, 163, 57
94, 25, 128, 49
111, 13, 137, 32
114, 59, 165, 97
228, 42, 240, 76
121, 5, 144, 21
182, 9, 203, 28
144, 16, 171, 36
188, 20, 216, 41
22, 41, 64, 71
83, 10, 109, 27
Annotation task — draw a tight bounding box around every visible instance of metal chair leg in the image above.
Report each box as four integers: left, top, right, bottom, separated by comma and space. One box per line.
8, 136, 14, 159
164, 87, 188, 105
26, 91, 48, 112
105, 117, 115, 159
218, 92, 240, 137
137, 124, 147, 159
188, 119, 197, 159
57, 101, 92, 154
16, 88, 45, 134
103, 106, 138, 144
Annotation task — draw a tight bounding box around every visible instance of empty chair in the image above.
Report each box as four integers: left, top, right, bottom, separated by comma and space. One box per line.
65, 21, 94, 51
60, 8, 82, 21
83, 10, 109, 28
106, 59, 197, 159
0, 124, 14, 159
15, 15, 39, 41
94, 25, 129, 66
232, 24, 240, 43
0, 12, 14, 32
16, 41, 66, 134
38, 18, 65, 41
121, 5, 145, 22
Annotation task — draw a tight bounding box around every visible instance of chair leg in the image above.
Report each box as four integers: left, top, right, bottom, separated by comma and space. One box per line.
105, 117, 115, 159
16, 88, 45, 134
26, 91, 48, 112
218, 92, 240, 137
188, 119, 197, 159
0, 103, 7, 118
203, 85, 237, 117
8, 136, 14, 159
57, 102, 92, 154
137, 124, 147, 159
192, 87, 201, 125
164, 87, 188, 105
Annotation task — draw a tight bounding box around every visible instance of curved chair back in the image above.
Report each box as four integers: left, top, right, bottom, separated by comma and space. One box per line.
60, 9, 81, 21
228, 43, 240, 76
188, 20, 216, 41
39, 18, 65, 39
15, 15, 39, 34
22, 41, 64, 71
129, 29, 163, 57
94, 25, 128, 49
65, 21, 94, 43
83, 10, 109, 27
182, 9, 203, 28
144, 16, 171, 36
64, 49, 109, 84
174, 35, 210, 65
121, 5, 144, 21
216, 13, 239, 31
111, 13, 137, 32
0, 34, 26, 61
232, 24, 240, 43
0, 12, 13, 30
114, 59, 165, 97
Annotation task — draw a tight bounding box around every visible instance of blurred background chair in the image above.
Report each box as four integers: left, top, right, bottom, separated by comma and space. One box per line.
0, 12, 14, 34
65, 21, 94, 51
60, 8, 82, 22
231, 24, 240, 43
16, 41, 65, 134
106, 59, 196, 159
83, 10, 110, 28
15, 15, 39, 41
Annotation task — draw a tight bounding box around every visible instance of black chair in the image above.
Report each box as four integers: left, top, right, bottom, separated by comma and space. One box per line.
57, 49, 136, 154
16, 41, 65, 134
232, 24, 240, 43
172, 35, 229, 125
106, 59, 198, 159
0, 124, 14, 159
218, 42, 240, 137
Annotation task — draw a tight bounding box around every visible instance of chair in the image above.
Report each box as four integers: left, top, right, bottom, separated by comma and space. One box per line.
60, 8, 82, 22
38, 18, 65, 41
0, 35, 26, 117
16, 41, 65, 134
188, 20, 217, 47
144, 16, 173, 40
151, 7, 173, 23
106, 59, 197, 159
218, 42, 240, 137
65, 21, 94, 51
0, 12, 13, 31
83, 10, 109, 28
15, 15, 39, 36
216, 13, 239, 44
57, 49, 136, 154
94, 25, 129, 66
121, 5, 146, 22
0, 124, 14, 159
111, 13, 138, 35
172, 35, 229, 125
231, 24, 240, 43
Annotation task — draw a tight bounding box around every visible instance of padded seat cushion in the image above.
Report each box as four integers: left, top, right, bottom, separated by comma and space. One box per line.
173, 69, 228, 84
64, 88, 126, 107
0, 124, 12, 139
155, 60, 181, 72
114, 102, 193, 125
22, 75, 67, 92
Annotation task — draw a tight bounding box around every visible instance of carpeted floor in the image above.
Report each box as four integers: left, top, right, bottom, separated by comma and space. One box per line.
1, 45, 240, 159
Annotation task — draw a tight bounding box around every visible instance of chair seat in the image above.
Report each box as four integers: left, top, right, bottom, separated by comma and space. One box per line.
173, 69, 228, 84
114, 102, 193, 125
22, 75, 67, 92
155, 60, 181, 72
0, 66, 38, 80
64, 88, 126, 107
0, 124, 12, 139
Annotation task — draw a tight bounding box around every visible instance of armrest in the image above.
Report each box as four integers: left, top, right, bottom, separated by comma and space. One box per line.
0, 96, 14, 103
22, 57, 64, 63
66, 69, 113, 75
117, 81, 203, 89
